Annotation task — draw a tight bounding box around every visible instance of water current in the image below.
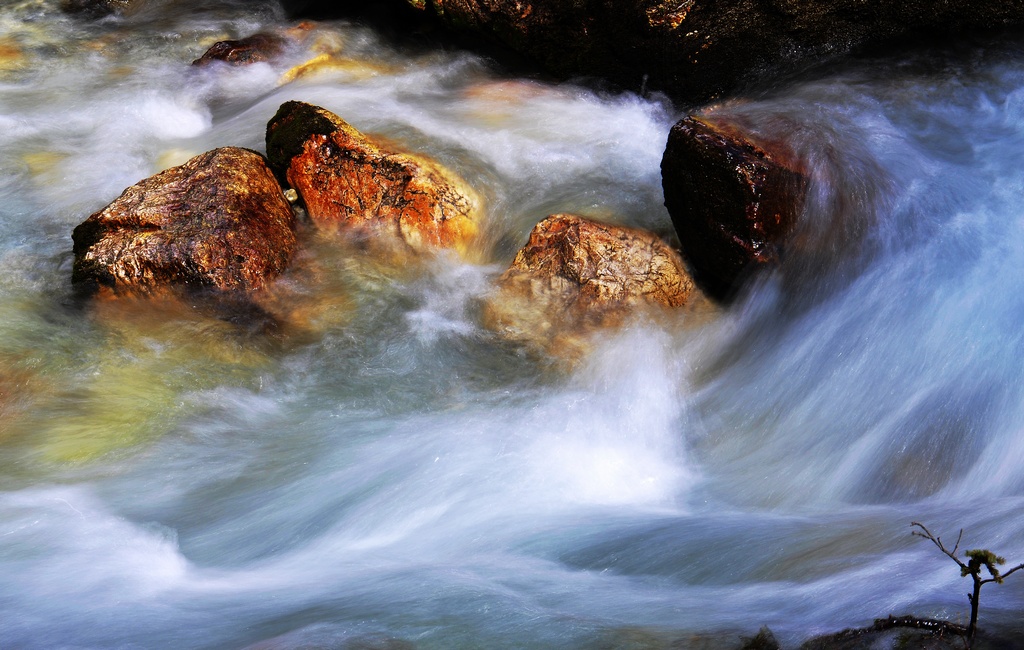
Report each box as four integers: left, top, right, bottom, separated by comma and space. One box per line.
2, 1, 1024, 647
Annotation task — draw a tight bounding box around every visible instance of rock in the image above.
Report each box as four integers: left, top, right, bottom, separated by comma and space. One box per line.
192, 33, 287, 66
71, 147, 297, 297
265, 100, 481, 259
482, 214, 702, 356
798, 616, 977, 650
386, 0, 1024, 105
661, 115, 808, 301
740, 627, 781, 650
60, 0, 146, 17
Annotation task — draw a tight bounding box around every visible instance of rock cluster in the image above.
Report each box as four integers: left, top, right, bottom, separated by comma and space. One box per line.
70, 97, 705, 361
65, 4, 831, 311
71, 100, 485, 300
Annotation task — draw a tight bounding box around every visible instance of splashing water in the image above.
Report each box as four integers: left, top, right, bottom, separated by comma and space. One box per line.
1, 1, 1024, 648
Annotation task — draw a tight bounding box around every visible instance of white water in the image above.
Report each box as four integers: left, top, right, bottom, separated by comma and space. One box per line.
1, 1, 1024, 647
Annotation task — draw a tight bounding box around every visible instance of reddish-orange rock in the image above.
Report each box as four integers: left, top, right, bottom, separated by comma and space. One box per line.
483, 214, 700, 354
661, 115, 808, 301
266, 101, 481, 259
71, 147, 297, 297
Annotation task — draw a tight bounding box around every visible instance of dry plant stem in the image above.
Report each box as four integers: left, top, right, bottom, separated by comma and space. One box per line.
911, 521, 1024, 648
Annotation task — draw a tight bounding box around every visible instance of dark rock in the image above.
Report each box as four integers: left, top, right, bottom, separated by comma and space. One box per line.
278, 0, 439, 45
265, 100, 481, 259
661, 114, 808, 301
391, 0, 1024, 105
740, 627, 781, 650
72, 147, 297, 297
60, 0, 145, 17
192, 33, 287, 67
799, 616, 978, 650
482, 213, 705, 357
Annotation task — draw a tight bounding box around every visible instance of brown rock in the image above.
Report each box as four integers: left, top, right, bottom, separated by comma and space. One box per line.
266, 101, 481, 259
60, 0, 146, 17
71, 147, 297, 297
661, 115, 808, 301
192, 33, 288, 67
483, 214, 700, 355
384, 0, 1024, 105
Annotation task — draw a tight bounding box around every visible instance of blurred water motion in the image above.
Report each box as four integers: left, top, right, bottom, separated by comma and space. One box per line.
1, 2, 1023, 648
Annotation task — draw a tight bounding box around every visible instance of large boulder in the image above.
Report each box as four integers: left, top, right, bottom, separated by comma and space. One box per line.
661, 115, 808, 301
72, 147, 297, 297
483, 213, 702, 356
266, 100, 481, 259
286, 0, 1024, 105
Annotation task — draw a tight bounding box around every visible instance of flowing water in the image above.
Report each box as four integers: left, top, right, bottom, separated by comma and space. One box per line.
2, 1, 1024, 647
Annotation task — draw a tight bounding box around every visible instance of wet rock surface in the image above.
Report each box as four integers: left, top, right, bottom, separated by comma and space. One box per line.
283, 0, 1024, 104
192, 32, 287, 66
60, 0, 146, 17
796, 616, 1017, 650
661, 114, 808, 302
71, 147, 297, 297
266, 100, 481, 259
483, 213, 702, 355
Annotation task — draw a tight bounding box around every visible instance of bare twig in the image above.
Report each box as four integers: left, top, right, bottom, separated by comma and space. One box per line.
911, 522, 968, 570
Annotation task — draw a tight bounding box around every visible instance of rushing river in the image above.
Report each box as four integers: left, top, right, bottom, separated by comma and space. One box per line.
2, 1, 1024, 647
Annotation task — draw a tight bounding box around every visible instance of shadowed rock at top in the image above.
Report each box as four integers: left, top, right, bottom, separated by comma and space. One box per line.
280, 0, 1024, 105
266, 100, 481, 259
661, 115, 808, 301
483, 213, 706, 358
72, 147, 297, 297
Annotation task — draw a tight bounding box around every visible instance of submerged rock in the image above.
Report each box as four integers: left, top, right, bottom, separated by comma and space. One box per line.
266, 100, 481, 259
192, 32, 287, 66
20, 294, 277, 464
0, 38, 26, 76
71, 147, 297, 297
661, 115, 808, 301
483, 214, 703, 356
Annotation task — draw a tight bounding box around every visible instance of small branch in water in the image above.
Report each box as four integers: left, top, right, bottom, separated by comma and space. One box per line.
911, 521, 1024, 648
